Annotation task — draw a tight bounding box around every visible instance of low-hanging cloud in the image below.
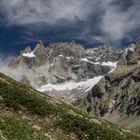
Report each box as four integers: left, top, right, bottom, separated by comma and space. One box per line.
0, 54, 50, 87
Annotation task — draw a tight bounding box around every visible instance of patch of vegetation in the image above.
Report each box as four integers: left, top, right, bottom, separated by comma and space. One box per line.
125, 133, 140, 140
0, 115, 49, 140
56, 113, 123, 140
0, 73, 140, 140
0, 77, 58, 117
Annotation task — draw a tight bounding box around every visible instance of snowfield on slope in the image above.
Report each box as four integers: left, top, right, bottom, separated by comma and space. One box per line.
37, 76, 103, 92
37, 61, 117, 92
80, 58, 117, 68
101, 61, 117, 67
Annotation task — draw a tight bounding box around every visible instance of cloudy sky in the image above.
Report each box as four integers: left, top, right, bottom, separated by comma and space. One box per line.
0, 0, 140, 54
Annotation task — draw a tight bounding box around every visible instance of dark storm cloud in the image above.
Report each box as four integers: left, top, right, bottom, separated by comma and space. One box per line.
0, 0, 140, 48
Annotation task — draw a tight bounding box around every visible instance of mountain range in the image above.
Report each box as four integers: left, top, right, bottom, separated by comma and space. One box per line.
8, 41, 123, 102
0, 38, 140, 139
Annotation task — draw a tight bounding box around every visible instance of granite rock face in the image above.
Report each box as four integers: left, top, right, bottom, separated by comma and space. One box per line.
9, 41, 123, 86
74, 38, 140, 133
7, 39, 140, 133
85, 44, 123, 62
9, 41, 48, 68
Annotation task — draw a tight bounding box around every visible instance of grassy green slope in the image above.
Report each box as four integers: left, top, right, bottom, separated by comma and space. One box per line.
0, 73, 139, 140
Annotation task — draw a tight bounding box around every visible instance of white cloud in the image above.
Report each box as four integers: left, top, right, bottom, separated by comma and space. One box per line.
0, 0, 140, 44
77, 0, 140, 44
0, 0, 95, 26
101, 0, 140, 41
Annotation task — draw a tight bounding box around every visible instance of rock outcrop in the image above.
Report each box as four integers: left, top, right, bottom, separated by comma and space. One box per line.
74, 38, 140, 133
85, 44, 123, 62
9, 41, 123, 86
9, 41, 48, 68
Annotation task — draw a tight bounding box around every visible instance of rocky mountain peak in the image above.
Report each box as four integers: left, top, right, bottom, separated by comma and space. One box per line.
135, 37, 140, 46
119, 38, 140, 65
97, 44, 111, 50
20, 46, 32, 54
85, 44, 123, 62
33, 40, 46, 55
31, 40, 48, 66
48, 41, 85, 53
8, 47, 32, 68
9, 41, 48, 68
46, 41, 85, 63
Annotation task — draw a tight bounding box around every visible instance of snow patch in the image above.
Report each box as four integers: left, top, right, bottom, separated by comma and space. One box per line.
37, 76, 103, 92
80, 58, 117, 69
128, 43, 135, 52
58, 55, 64, 57
66, 57, 71, 60
80, 58, 94, 64
81, 58, 89, 62
92, 61, 118, 73
22, 52, 36, 58
125, 43, 136, 55
95, 57, 100, 61
93, 62, 100, 65
101, 61, 117, 67
66, 56, 74, 60
108, 62, 118, 73
81, 58, 90, 62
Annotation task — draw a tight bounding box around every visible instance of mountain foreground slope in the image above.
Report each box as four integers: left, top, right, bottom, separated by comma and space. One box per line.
0, 73, 140, 140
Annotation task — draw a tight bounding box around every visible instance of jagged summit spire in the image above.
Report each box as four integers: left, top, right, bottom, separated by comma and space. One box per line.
38, 40, 44, 45
34, 40, 46, 53
36, 40, 45, 47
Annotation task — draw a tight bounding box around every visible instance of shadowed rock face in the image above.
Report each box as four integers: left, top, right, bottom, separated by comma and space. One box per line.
46, 41, 86, 63
85, 45, 123, 62
119, 38, 140, 65
74, 39, 140, 133
33, 40, 48, 66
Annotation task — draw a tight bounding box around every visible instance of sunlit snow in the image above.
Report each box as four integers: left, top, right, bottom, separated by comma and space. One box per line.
101, 61, 117, 67
37, 76, 103, 92
22, 52, 36, 58
80, 58, 94, 64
